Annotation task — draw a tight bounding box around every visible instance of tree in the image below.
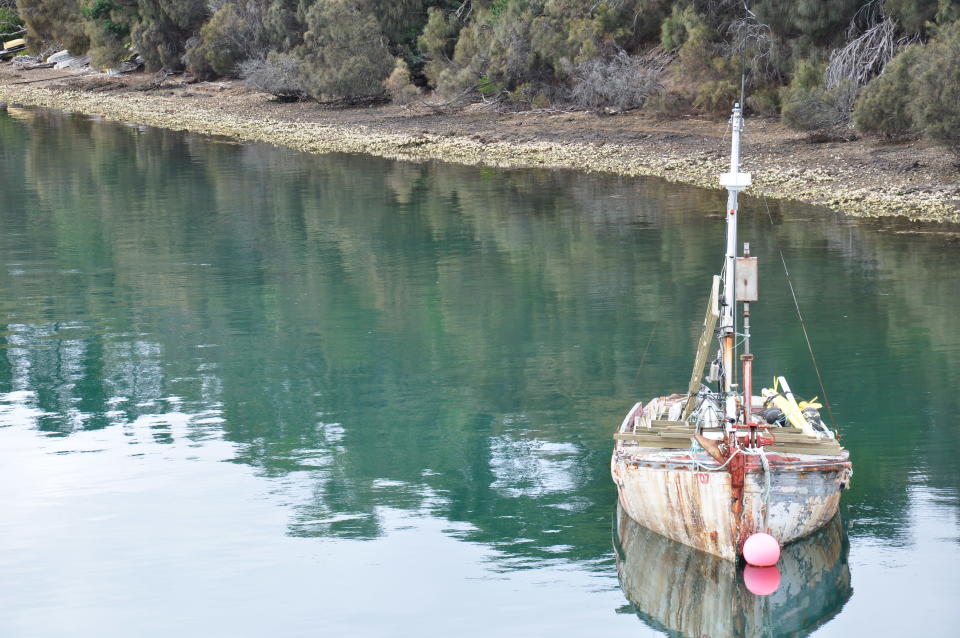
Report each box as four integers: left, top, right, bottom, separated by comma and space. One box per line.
129, 0, 208, 70
853, 44, 921, 139
183, 2, 262, 77
912, 20, 960, 155
17, 0, 90, 53
296, 0, 393, 100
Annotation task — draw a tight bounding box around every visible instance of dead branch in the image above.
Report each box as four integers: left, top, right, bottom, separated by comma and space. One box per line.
826, 16, 907, 89
9, 70, 94, 85
134, 70, 174, 92
723, 11, 774, 84
414, 86, 477, 114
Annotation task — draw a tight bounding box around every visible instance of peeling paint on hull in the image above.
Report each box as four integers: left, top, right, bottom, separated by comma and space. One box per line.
611, 446, 851, 561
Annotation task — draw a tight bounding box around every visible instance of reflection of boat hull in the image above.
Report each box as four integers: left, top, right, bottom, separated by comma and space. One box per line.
612, 401, 852, 561
615, 504, 852, 637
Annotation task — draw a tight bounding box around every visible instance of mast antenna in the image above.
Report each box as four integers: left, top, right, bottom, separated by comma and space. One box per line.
718, 104, 751, 421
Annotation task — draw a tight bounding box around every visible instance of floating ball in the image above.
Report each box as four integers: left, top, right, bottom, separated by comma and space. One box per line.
743, 532, 781, 566
743, 565, 781, 596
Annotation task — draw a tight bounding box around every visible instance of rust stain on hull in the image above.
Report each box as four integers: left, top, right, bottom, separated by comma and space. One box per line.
612, 445, 851, 561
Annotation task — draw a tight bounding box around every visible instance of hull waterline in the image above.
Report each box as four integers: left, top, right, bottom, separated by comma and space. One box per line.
611, 445, 850, 561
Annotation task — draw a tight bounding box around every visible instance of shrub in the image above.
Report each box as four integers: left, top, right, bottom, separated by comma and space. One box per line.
570, 49, 665, 113
130, 0, 208, 71
746, 87, 781, 115
781, 61, 857, 134
913, 21, 960, 156
854, 44, 922, 139
296, 0, 393, 100
660, 4, 689, 50
0, 3, 23, 35
672, 8, 739, 114
644, 89, 693, 118
239, 51, 306, 101
418, 7, 460, 88
782, 82, 858, 133
17, 0, 90, 53
80, 0, 132, 69
383, 58, 421, 105
183, 3, 259, 77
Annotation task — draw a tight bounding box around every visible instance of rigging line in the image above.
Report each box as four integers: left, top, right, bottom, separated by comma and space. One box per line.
761, 195, 839, 435
633, 316, 661, 381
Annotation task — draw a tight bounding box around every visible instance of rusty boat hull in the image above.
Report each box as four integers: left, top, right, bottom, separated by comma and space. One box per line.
611, 400, 852, 561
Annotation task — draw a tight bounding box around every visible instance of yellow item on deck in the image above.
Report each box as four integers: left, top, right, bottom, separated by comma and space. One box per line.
762, 383, 818, 437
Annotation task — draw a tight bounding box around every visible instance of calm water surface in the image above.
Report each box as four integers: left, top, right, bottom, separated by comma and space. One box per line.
0, 107, 958, 637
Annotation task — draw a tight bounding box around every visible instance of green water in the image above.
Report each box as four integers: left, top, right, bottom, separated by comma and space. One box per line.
0, 107, 957, 637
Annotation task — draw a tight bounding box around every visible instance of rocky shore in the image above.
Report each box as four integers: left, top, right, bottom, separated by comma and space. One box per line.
1, 67, 958, 224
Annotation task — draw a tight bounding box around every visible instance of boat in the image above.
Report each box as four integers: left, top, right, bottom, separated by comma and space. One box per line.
610, 102, 852, 562
614, 504, 852, 636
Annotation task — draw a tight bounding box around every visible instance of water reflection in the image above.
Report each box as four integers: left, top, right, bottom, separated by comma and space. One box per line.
0, 106, 959, 635
615, 505, 852, 637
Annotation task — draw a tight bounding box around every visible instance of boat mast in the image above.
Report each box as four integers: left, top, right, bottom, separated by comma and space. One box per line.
719, 104, 751, 420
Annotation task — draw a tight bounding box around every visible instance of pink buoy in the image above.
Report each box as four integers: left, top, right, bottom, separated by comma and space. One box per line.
743, 565, 781, 596
743, 532, 781, 566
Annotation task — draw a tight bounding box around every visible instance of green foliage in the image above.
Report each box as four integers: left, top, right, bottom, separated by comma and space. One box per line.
17, 0, 90, 53
659, 4, 690, 51
14, 0, 960, 135
424, 1, 671, 102
296, 0, 393, 100
854, 44, 921, 139
418, 7, 460, 87
129, 0, 208, 71
79, 0, 134, 68
746, 86, 781, 115
384, 57, 421, 104
751, 0, 863, 47
912, 20, 960, 154
183, 2, 257, 77
781, 60, 858, 133
0, 3, 24, 34
665, 7, 739, 114
885, 0, 939, 34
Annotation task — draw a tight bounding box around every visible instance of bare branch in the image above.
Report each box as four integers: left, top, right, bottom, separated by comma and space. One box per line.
826, 16, 912, 89
722, 11, 775, 86
569, 48, 672, 113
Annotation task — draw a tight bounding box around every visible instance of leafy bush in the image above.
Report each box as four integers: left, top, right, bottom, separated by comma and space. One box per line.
418, 7, 460, 88
644, 88, 692, 118
854, 44, 922, 139
239, 51, 306, 101
296, 0, 393, 100
383, 58, 421, 105
79, 0, 132, 68
912, 20, 960, 155
570, 50, 665, 113
423, 1, 671, 103
183, 2, 260, 77
0, 2, 23, 35
17, 0, 90, 53
782, 82, 858, 133
781, 61, 857, 134
129, 0, 208, 71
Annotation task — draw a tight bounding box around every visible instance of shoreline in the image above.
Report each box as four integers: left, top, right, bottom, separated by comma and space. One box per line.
1, 71, 958, 224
